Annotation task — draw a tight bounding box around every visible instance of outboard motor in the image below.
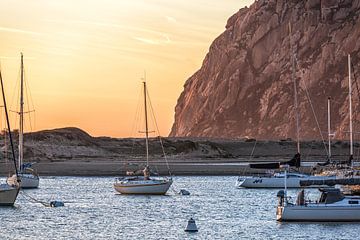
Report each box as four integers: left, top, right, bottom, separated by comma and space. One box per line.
276, 190, 286, 221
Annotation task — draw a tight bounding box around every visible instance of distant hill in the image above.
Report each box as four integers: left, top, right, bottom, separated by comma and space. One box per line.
170, 0, 360, 140
0, 127, 356, 163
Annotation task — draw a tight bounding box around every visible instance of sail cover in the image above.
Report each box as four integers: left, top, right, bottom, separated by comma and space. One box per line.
300, 177, 360, 187
249, 153, 301, 169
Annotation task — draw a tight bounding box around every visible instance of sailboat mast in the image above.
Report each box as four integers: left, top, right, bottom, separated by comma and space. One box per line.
143, 80, 149, 167
289, 23, 300, 154
348, 54, 353, 166
327, 97, 332, 159
19, 53, 24, 172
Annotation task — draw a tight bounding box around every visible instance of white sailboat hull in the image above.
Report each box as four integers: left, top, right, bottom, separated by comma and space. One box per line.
7, 173, 39, 189
114, 178, 173, 195
237, 175, 336, 188
0, 184, 19, 206
277, 205, 360, 221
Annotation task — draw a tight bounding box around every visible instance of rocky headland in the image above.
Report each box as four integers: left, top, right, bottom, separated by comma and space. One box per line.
170, 0, 360, 140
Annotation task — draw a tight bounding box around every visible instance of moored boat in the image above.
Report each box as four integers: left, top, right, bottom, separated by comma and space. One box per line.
6, 53, 39, 189
114, 176, 173, 195
276, 187, 360, 222
113, 78, 172, 195
7, 171, 39, 189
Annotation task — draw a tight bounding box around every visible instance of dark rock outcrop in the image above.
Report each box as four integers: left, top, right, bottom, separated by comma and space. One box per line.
170, 0, 360, 140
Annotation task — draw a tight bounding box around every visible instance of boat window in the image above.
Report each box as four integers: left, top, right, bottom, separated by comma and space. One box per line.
287, 174, 298, 178
349, 200, 359, 204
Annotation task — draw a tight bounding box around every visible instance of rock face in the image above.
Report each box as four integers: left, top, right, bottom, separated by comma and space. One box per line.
170, 0, 360, 140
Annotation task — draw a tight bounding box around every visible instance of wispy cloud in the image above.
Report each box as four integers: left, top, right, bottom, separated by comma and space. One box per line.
45, 19, 123, 29
165, 16, 177, 23
133, 37, 159, 45
163, 34, 171, 43
0, 26, 42, 35
133, 34, 171, 45
44, 19, 171, 39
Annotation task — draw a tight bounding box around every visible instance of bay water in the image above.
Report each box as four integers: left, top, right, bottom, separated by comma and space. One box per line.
0, 176, 358, 239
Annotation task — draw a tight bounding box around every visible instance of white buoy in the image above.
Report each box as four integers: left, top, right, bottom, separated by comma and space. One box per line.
185, 218, 198, 232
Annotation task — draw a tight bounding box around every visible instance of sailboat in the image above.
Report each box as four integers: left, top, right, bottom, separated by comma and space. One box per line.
237, 25, 335, 188
113, 80, 172, 195
7, 53, 39, 189
319, 54, 359, 174
276, 165, 360, 222
0, 65, 20, 206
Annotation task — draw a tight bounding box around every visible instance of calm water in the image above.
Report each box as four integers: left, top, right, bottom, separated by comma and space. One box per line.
0, 176, 359, 239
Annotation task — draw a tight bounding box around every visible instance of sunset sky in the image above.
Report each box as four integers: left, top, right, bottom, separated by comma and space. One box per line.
0, 0, 254, 137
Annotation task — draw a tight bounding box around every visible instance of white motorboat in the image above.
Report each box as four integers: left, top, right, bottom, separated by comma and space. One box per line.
0, 65, 20, 206
6, 53, 39, 189
114, 79, 172, 195
276, 188, 360, 222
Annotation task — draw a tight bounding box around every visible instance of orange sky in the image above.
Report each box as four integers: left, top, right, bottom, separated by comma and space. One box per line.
0, 0, 254, 137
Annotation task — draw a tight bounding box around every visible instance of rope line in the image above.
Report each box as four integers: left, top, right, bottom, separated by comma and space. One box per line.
146, 87, 172, 176
20, 190, 50, 207
295, 57, 329, 157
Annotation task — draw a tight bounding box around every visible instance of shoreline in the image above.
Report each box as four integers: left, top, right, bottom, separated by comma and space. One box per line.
0, 159, 319, 176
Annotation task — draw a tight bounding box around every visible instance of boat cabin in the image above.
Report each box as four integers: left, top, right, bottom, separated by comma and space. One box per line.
273, 173, 307, 178
318, 188, 344, 204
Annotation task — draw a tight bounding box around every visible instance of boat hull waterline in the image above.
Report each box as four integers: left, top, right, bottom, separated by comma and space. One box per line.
277, 205, 360, 222
114, 179, 173, 195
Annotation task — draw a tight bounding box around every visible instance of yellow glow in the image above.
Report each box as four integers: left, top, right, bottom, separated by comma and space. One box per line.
0, 0, 254, 137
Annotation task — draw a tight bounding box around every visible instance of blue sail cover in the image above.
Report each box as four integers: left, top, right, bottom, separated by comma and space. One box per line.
21, 163, 33, 170
249, 153, 301, 169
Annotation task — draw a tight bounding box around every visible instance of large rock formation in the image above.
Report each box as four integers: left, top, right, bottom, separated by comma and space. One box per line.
170, 0, 360, 140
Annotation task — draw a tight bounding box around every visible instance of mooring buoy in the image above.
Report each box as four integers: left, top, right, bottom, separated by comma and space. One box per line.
185, 218, 198, 232
50, 201, 65, 207
179, 189, 190, 195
